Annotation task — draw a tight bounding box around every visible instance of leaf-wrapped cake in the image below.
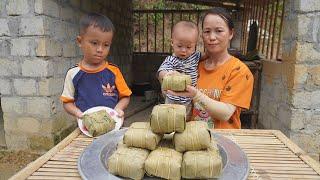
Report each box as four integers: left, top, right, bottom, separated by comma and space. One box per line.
108, 147, 149, 180
174, 121, 211, 152
145, 147, 182, 180
181, 138, 222, 179
123, 122, 162, 150
162, 73, 192, 91
150, 104, 186, 133
82, 110, 115, 137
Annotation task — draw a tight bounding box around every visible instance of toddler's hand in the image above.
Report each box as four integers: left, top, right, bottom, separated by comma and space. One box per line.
165, 70, 180, 76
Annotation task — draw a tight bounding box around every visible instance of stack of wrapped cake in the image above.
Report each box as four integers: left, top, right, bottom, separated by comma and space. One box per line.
108, 104, 222, 180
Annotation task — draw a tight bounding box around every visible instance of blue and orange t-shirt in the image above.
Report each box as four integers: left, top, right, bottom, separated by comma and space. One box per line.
60, 61, 132, 112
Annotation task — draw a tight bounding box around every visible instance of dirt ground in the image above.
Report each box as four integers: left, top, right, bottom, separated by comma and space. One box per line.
0, 150, 40, 180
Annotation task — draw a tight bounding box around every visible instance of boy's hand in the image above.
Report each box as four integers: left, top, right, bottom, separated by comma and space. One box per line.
115, 108, 124, 118
75, 109, 83, 119
115, 108, 124, 127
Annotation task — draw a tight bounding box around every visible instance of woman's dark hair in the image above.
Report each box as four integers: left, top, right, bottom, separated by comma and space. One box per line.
202, 7, 234, 30
80, 12, 115, 35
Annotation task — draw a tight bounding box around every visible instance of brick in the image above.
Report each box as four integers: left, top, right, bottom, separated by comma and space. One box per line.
22, 58, 53, 77
29, 135, 54, 151
309, 65, 320, 86
25, 97, 53, 118
5, 131, 29, 150
0, 19, 10, 36
53, 22, 67, 40
39, 78, 64, 96
309, 110, 320, 126
0, 78, 11, 95
6, 0, 30, 15
13, 79, 37, 96
296, 42, 320, 63
290, 132, 319, 154
19, 16, 46, 36
53, 58, 71, 77
36, 38, 62, 57
66, 26, 79, 40
17, 117, 40, 133
0, 58, 20, 76
293, 64, 308, 88
290, 109, 309, 130
0, 39, 11, 56
297, 0, 320, 12
291, 90, 312, 109
310, 90, 320, 107
3, 114, 18, 131
11, 38, 32, 56
35, 0, 59, 17
62, 42, 77, 57
60, 6, 75, 22
1, 97, 24, 114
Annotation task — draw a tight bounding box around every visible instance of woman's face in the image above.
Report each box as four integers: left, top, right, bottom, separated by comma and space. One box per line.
202, 14, 233, 55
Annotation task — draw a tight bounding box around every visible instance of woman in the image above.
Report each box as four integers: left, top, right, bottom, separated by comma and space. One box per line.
168, 7, 254, 129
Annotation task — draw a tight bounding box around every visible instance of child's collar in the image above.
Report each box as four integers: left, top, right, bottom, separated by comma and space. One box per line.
79, 61, 108, 73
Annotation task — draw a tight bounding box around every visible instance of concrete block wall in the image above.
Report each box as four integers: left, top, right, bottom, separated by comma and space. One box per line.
0, 0, 133, 152
258, 0, 320, 161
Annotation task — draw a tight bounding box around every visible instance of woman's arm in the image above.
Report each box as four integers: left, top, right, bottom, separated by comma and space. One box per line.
193, 90, 236, 121
167, 85, 236, 121
63, 102, 83, 119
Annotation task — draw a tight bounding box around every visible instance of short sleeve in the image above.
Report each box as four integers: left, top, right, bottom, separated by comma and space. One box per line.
114, 68, 132, 98
157, 56, 174, 73
220, 64, 254, 109
60, 70, 75, 103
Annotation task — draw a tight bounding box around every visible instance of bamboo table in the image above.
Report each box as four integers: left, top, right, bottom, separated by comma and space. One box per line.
10, 129, 320, 180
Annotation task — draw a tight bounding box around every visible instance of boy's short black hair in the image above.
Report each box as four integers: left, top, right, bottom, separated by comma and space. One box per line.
79, 12, 115, 35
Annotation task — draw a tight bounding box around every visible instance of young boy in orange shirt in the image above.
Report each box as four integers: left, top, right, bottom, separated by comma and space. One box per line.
61, 13, 131, 119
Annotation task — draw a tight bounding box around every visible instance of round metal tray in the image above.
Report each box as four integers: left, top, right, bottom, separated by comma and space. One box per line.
78, 128, 250, 180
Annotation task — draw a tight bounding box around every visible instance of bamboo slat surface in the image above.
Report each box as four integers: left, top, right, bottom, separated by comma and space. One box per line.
11, 129, 320, 180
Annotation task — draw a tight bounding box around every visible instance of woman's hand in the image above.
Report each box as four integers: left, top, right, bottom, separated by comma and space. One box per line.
166, 85, 198, 98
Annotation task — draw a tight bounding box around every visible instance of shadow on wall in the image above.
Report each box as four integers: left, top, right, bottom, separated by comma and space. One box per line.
0, 98, 6, 148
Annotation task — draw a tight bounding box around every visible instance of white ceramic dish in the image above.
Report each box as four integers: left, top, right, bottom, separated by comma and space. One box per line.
78, 106, 123, 137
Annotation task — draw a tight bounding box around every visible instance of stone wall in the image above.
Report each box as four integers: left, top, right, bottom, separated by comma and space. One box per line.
0, 0, 133, 152
258, 0, 320, 161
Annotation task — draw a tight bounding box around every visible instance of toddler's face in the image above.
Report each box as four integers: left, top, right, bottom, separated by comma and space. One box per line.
171, 27, 198, 59
77, 25, 113, 65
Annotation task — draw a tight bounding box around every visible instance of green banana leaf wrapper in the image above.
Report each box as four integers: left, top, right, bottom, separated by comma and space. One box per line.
145, 147, 182, 180
108, 147, 149, 180
150, 104, 186, 133
82, 110, 116, 137
162, 73, 192, 91
181, 139, 223, 179
123, 122, 163, 150
174, 121, 211, 152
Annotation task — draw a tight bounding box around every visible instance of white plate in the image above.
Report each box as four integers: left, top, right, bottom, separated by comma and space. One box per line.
78, 106, 123, 137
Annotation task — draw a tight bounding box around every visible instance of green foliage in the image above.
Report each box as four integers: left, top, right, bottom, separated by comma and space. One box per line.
133, 0, 210, 10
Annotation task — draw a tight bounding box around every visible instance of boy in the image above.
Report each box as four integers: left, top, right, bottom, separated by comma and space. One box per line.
61, 13, 131, 119
157, 21, 201, 119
